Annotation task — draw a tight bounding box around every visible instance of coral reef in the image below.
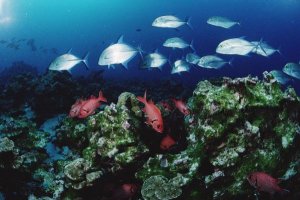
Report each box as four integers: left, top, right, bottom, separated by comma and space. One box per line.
0, 116, 50, 199
0, 72, 300, 199
186, 74, 300, 199
0, 61, 38, 85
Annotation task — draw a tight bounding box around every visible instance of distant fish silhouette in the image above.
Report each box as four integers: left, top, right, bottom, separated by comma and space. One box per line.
136, 28, 142, 32
0, 40, 7, 44
51, 48, 58, 54
27, 38, 37, 51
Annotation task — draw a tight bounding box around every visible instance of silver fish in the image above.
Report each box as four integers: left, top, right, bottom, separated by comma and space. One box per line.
270, 70, 291, 85
152, 15, 191, 29
198, 55, 232, 69
216, 38, 255, 56
163, 37, 194, 50
283, 62, 300, 80
186, 53, 200, 64
251, 41, 280, 57
98, 36, 140, 69
140, 50, 167, 70
207, 16, 240, 29
171, 59, 190, 74
49, 50, 89, 73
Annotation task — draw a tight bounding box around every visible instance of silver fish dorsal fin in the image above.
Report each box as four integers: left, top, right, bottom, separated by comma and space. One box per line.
117, 35, 124, 44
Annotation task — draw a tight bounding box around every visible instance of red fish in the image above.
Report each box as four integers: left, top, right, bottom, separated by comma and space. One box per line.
78, 90, 107, 118
69, 99, 86, 118
110, 183, 138, 200
137, 91, 164, 133
159, 101, 173, 112
247, 172, 289, 195
160, 134, 176, 150
172, 99, 190, 116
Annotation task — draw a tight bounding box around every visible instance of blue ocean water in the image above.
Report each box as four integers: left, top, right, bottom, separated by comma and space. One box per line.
0, 0, 300, 90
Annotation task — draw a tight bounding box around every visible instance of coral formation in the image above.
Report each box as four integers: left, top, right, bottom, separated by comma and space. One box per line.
0, 72, 300, 199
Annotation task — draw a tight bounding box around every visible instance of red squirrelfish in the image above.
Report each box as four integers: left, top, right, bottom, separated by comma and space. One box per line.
172, 99, 190, 116
159, 101, 173, 112
160, 134, 176, 150
247, 172, 289, 195
137, 91, 164, 133
110, 183, 138, 200
69, 99, 86, 118
78, 90, 107, 118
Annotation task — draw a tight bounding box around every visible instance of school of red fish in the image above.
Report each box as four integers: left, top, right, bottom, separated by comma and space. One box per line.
68, 90, 289, 199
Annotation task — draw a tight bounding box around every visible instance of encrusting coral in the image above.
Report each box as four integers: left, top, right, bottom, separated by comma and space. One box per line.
0, 73, 300, 199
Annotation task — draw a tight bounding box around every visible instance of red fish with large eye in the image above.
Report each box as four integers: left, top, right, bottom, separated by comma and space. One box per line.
78, 90, 107, 118
160, 134, 176, 150
69, 99, 86, 118
247, 172, 289, 195
172, 99, 190, 116
137, 91, 164, 133
110, 183, 138, 200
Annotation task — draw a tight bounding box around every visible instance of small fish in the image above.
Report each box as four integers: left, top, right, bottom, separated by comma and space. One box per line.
172, 99, 190, 116
110, 183, 138, 200
207, 16, 240, 29
163, 37, 194, 50
140, 50, 167, 70
137, 91, 164, 133
171, 59, 190, 74
216, 38, 256, 56
136, 28, 142, 32
69, 99, 85, 118
51, 48, 58, 55
26, 38, 34, 44
159, 101, 173, 112
152, 15, 191, 29
247, 172, 289, 195
251, 41, 280, 57
186, 52, 200, 64
49, 50, 89, 73
198, 55, 232, 69
78, 91, 107, 118
282, 62, 300, 80
98, 35, 141, 69
160, 134, 176, 150
0, 40, 7, 44
270, 70, 291, 85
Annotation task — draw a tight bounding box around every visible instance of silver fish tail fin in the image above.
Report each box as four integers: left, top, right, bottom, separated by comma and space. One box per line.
82, 52, 89, 69
168, 55, 172, 67
137, 45, 144, 59
276, 46, 282, 56
186, 17, 193, 30
190, 40, 195, 52
228, 58, 234, 67
257, 38, 268, 56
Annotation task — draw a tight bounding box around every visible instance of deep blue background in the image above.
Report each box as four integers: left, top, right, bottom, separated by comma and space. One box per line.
0, 0, 299, 91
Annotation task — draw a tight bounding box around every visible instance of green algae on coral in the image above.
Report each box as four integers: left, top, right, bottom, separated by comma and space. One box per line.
141, 175, 184, 200
1, 74, 300, 199
187, 74, 300, 198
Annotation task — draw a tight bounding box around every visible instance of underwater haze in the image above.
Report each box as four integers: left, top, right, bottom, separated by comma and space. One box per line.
1, 0, 300, 88
1, 0, 300, 200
